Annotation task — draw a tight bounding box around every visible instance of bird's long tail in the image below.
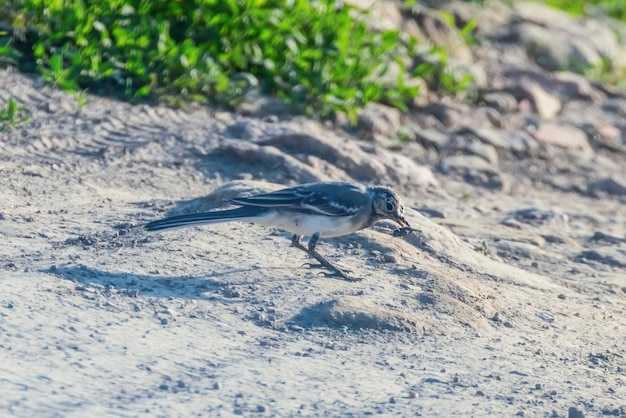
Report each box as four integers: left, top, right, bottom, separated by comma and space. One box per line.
145, 206, 267, 232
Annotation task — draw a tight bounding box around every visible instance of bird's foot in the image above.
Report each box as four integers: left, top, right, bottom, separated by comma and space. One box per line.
319, 269, 363, 282
301, 261, 360, 282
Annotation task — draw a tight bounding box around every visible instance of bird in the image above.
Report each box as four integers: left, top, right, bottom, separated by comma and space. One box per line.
145, 181, 411, 281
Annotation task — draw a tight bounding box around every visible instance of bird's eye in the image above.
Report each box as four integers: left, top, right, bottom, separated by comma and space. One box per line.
385, 202, 394, 211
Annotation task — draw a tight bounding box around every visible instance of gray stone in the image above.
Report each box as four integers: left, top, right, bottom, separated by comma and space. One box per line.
514, 3, 620, 67
466, 141, 499, 165
414, 128, 450, 150
473, 128, 533, 153
588, 177, 626, 197
357, 103, 402, 141
531, 123, 592, 154
440, 155, 495, 173
446, 1, 513, 36
236, 95, 294, 118
552, 72, 604, 102
479, 92, 518, 113
519, 80, 562, 119
514, 23, 601, 73
575, 250, 626, 268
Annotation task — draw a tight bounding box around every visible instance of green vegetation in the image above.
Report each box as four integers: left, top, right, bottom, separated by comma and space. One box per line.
585, 57, 626, 90
459, 0, 626, 20
0, 97, 30, 130
0, 0, 474, 120
538, 0, 626, 20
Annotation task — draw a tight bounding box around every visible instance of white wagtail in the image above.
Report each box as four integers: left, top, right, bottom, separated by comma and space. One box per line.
145, 181, 411, 281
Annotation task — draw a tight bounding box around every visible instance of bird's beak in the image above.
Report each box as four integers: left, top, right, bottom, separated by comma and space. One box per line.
396, 215, 410, 228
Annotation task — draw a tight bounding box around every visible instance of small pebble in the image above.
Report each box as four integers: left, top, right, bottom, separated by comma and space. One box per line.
383, 253, 398, 263
408, 391, 418, 399
535, 383, 542, 390
515, 412, 525, 417
158, 384, 169, 391
568, 406, 584, 418
476, 390, 485, 396
160, 318, 168, 325
256, 405, 267, 413
558, 294, 566, 300
389, 396, 396, 404
213, 382, 222, 390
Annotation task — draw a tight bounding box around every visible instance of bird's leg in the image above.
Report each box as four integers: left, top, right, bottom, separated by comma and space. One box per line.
290, 234, 360, 282
307, 233, 320, 252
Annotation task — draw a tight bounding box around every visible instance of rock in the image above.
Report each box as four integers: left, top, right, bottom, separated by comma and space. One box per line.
439, 155, 505, 189
484, 129, 534, 153
515, 22, 601, 72
494, 240, 549, 261
417, 101, 491, 129
357, 103, 402, 141
508, 208, 568, 226
530, 123, 592, 154
236, 95, 294, 118
417, 207, 445, 219
596, 125, 622, 142
314, 297, 425, 333
478, 92, 518, 114
466, 141, 499, 165
512, 3, 619, 73
568, 406, 585, 418
519, 80, 562, 119
551, 72, 604, 102
588, 177, 626, 197
589, 231, 625, 245
574, 250, 626, 268
579, 18, 621, 60
414, 128, 450, 150
440, 155, 495, 173
219, 140, 339, 183
501, 217, 523, 229
412, 7, 473, 63
257, 129, 438, 188
364, 149, 439, 188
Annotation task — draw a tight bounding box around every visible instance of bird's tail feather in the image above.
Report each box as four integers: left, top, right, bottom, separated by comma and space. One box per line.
145, 206, 266, 232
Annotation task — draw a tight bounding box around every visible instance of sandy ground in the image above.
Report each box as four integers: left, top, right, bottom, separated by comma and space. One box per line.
1, 69, 625, 417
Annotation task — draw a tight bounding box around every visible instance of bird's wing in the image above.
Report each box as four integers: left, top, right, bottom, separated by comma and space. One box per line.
231, 182, 369, 217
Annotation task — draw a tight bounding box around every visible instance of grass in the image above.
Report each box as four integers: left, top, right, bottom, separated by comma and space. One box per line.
0, 97, 30, 130
0, 0, 475, 121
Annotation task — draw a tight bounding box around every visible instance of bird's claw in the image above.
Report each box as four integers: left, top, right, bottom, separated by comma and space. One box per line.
318, 269, 362, 282
302, 262, 359, 282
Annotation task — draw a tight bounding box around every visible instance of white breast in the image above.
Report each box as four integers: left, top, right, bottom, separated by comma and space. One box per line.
253, 211, 361, 238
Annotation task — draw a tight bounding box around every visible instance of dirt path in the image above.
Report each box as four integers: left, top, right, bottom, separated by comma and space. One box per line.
1, 69, 625, 417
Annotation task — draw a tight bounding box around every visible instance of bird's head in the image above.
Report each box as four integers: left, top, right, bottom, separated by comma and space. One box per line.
370, 186, 410, 228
